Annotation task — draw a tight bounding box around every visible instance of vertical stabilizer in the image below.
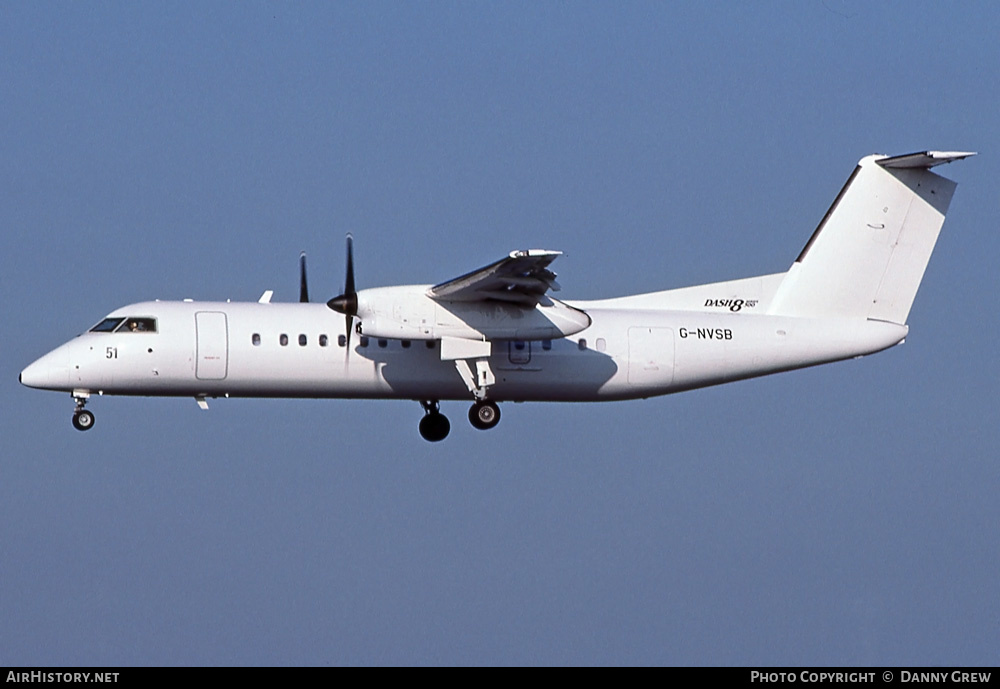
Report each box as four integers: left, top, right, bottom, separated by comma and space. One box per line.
768, 151, 973, 324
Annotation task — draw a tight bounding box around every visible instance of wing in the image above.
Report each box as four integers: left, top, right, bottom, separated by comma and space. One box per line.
428, 250, 563, 307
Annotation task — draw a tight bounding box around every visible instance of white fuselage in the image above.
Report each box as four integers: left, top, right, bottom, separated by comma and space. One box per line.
20, 297, 907, 403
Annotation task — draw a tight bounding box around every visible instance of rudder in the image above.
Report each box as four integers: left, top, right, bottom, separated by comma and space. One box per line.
769, 151, 973, 324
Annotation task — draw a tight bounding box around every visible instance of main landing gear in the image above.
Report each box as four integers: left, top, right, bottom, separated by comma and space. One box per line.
469, 400, 501, 430
416, 342, 504, 441
419, 400, 450, 442
71, 392, 95, 431
417, 399, 503, 441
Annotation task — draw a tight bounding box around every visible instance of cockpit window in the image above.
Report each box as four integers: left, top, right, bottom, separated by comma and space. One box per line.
90, 317, 125, 333
116, 317, 157, 333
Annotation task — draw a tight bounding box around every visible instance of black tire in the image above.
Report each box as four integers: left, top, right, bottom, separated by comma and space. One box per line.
419, 412, 450, 442
72, 410, 95, 431
469, 401, 501, 430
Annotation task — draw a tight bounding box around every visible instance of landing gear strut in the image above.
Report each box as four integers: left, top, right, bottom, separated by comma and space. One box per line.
71, 393, 95, 431
418, 400, 450, 442
469, 400, 501, 430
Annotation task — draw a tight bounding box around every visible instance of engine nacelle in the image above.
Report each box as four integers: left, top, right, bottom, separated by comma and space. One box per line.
355, 286, 591, 341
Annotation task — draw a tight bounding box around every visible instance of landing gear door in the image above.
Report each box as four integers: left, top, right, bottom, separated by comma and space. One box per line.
195, 311, 229, 380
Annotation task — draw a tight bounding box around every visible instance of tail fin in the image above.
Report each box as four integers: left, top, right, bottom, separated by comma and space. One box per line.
769, 151, 974, 324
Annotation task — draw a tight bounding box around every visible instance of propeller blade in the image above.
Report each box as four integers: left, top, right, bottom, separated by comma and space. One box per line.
344, 233, 355, 296
299, 252, 309, 303
326, 234, 358, 350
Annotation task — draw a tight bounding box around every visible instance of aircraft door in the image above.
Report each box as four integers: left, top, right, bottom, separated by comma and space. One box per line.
627, 326, 674, 385
195, 311, 229, 380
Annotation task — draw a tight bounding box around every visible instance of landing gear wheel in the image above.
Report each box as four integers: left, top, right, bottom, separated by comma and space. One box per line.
469, 401, 501, 430
419, 412, 450, 442
72, 410, 95, 431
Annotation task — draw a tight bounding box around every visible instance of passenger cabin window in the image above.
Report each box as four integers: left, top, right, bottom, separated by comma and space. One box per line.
378, 339, 388, 348
252, 333, 261, 346
359, 336, 369, 347
280, 334, 289, 346
299, 334, 307, 346
338, 334, 346, 347
319, 334, 329, 347
402, 340, 411, 348
542, 340, 552, 351
578, 338, 587, 351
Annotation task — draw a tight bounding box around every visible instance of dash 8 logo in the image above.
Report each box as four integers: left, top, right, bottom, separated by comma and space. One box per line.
705, 298, 758, 312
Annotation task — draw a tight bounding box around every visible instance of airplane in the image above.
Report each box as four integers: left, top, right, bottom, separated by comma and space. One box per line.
20, 150, 974, 442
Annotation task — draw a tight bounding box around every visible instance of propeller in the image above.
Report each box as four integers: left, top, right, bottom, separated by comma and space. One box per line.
327, 234, 358, 348
299, 252, 309, 303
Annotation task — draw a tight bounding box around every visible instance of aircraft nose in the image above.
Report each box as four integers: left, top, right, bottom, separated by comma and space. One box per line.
20, 349, 70, 390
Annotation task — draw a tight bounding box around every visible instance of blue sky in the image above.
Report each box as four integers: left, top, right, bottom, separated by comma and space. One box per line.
2, 1, 997, 665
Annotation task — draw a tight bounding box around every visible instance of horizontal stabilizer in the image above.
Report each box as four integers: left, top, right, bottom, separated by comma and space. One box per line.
877, 150, 976, 169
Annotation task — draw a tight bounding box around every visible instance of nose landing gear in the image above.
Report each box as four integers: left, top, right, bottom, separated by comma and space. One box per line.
72, 409, 95, 431
71, 392, 95, 431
